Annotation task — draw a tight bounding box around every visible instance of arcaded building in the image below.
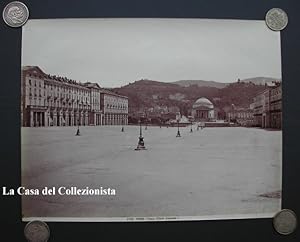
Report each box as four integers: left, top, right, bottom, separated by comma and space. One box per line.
191, 97, 214, 121
227, 105, 254, 126
269, 84, 282, 129
21, 66, 128, 127
253, 89, 270, 128
252, 83, 281, 129
100, 89, 128, 125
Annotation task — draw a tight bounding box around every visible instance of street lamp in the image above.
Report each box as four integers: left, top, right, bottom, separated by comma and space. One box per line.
190, 120, 193, 133
176, 120, 181, 137
201, 122, 204, 130
135, 119, 146, 150
145, 113, 148, 130
121, 118, 124, 132
75, 118, 80, 136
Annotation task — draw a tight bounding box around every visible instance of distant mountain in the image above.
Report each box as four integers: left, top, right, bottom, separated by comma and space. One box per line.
172, 80, 228, 89
240, 77, 281, 85
172, 77, 281, 88
124, 79, 180, 89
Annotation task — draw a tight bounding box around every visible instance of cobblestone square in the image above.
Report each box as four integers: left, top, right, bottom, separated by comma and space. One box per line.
22, 126, 282, 220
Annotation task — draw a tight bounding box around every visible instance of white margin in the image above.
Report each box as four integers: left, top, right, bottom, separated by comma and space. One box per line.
22, 212, 276, 222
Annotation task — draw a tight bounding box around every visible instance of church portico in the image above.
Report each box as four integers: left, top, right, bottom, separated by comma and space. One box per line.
192, 97, 214, 121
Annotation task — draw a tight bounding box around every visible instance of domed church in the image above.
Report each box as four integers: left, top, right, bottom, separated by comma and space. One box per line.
192, 97, 214, 121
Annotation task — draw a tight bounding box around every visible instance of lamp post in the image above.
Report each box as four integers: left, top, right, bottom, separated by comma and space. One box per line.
190, 120, 193, 133
176, 120, 181, 137
201, 121, 204, 130
135, 119, 146, 150
145, 111, 148, 130
75, 118, 80, 136
121, 117, 124, 132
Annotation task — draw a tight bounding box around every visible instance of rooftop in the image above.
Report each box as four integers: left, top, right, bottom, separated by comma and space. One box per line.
22, 66, 128, 98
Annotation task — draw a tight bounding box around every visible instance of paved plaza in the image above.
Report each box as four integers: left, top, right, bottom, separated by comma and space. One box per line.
21, 126, 282, 220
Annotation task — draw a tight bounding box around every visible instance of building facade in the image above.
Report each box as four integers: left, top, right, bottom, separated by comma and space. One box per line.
100, 90, 128, 125
252, 83, 281, 129
227, 106, 254, 126
269, 84, 282, 129
253, 89, 270, 128
21, 66, 128, 127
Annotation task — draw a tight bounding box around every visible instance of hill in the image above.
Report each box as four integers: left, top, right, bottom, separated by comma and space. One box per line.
172, 77, 281, 88
217, 81, 266, 109
240, 77, 281, 85
173, 80, 227, 88
112, 78, 268, 118
113, 79, 219, 115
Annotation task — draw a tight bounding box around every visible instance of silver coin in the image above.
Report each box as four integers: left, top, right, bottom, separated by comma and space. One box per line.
273, 209, 297, 235
265, 8, 288, 31
2, 1, 29, 28
24, 220, 50, 242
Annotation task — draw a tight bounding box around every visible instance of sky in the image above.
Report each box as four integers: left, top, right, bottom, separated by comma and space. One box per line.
22, 18, 281, 88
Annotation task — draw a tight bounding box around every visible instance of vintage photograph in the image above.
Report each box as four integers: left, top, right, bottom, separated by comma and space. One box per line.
21, 18, 282, 221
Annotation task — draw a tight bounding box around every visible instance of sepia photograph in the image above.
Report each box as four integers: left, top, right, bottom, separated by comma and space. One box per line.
21, 18, 282, 221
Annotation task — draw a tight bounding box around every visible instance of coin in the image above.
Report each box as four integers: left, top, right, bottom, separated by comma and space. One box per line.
273, 209, 297, 235
24, 220, 50, 242
265, 8, 288, 31
2, 1, 29, 28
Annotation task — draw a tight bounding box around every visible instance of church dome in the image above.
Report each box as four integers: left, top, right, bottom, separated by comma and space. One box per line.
193, 97, 214, 109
